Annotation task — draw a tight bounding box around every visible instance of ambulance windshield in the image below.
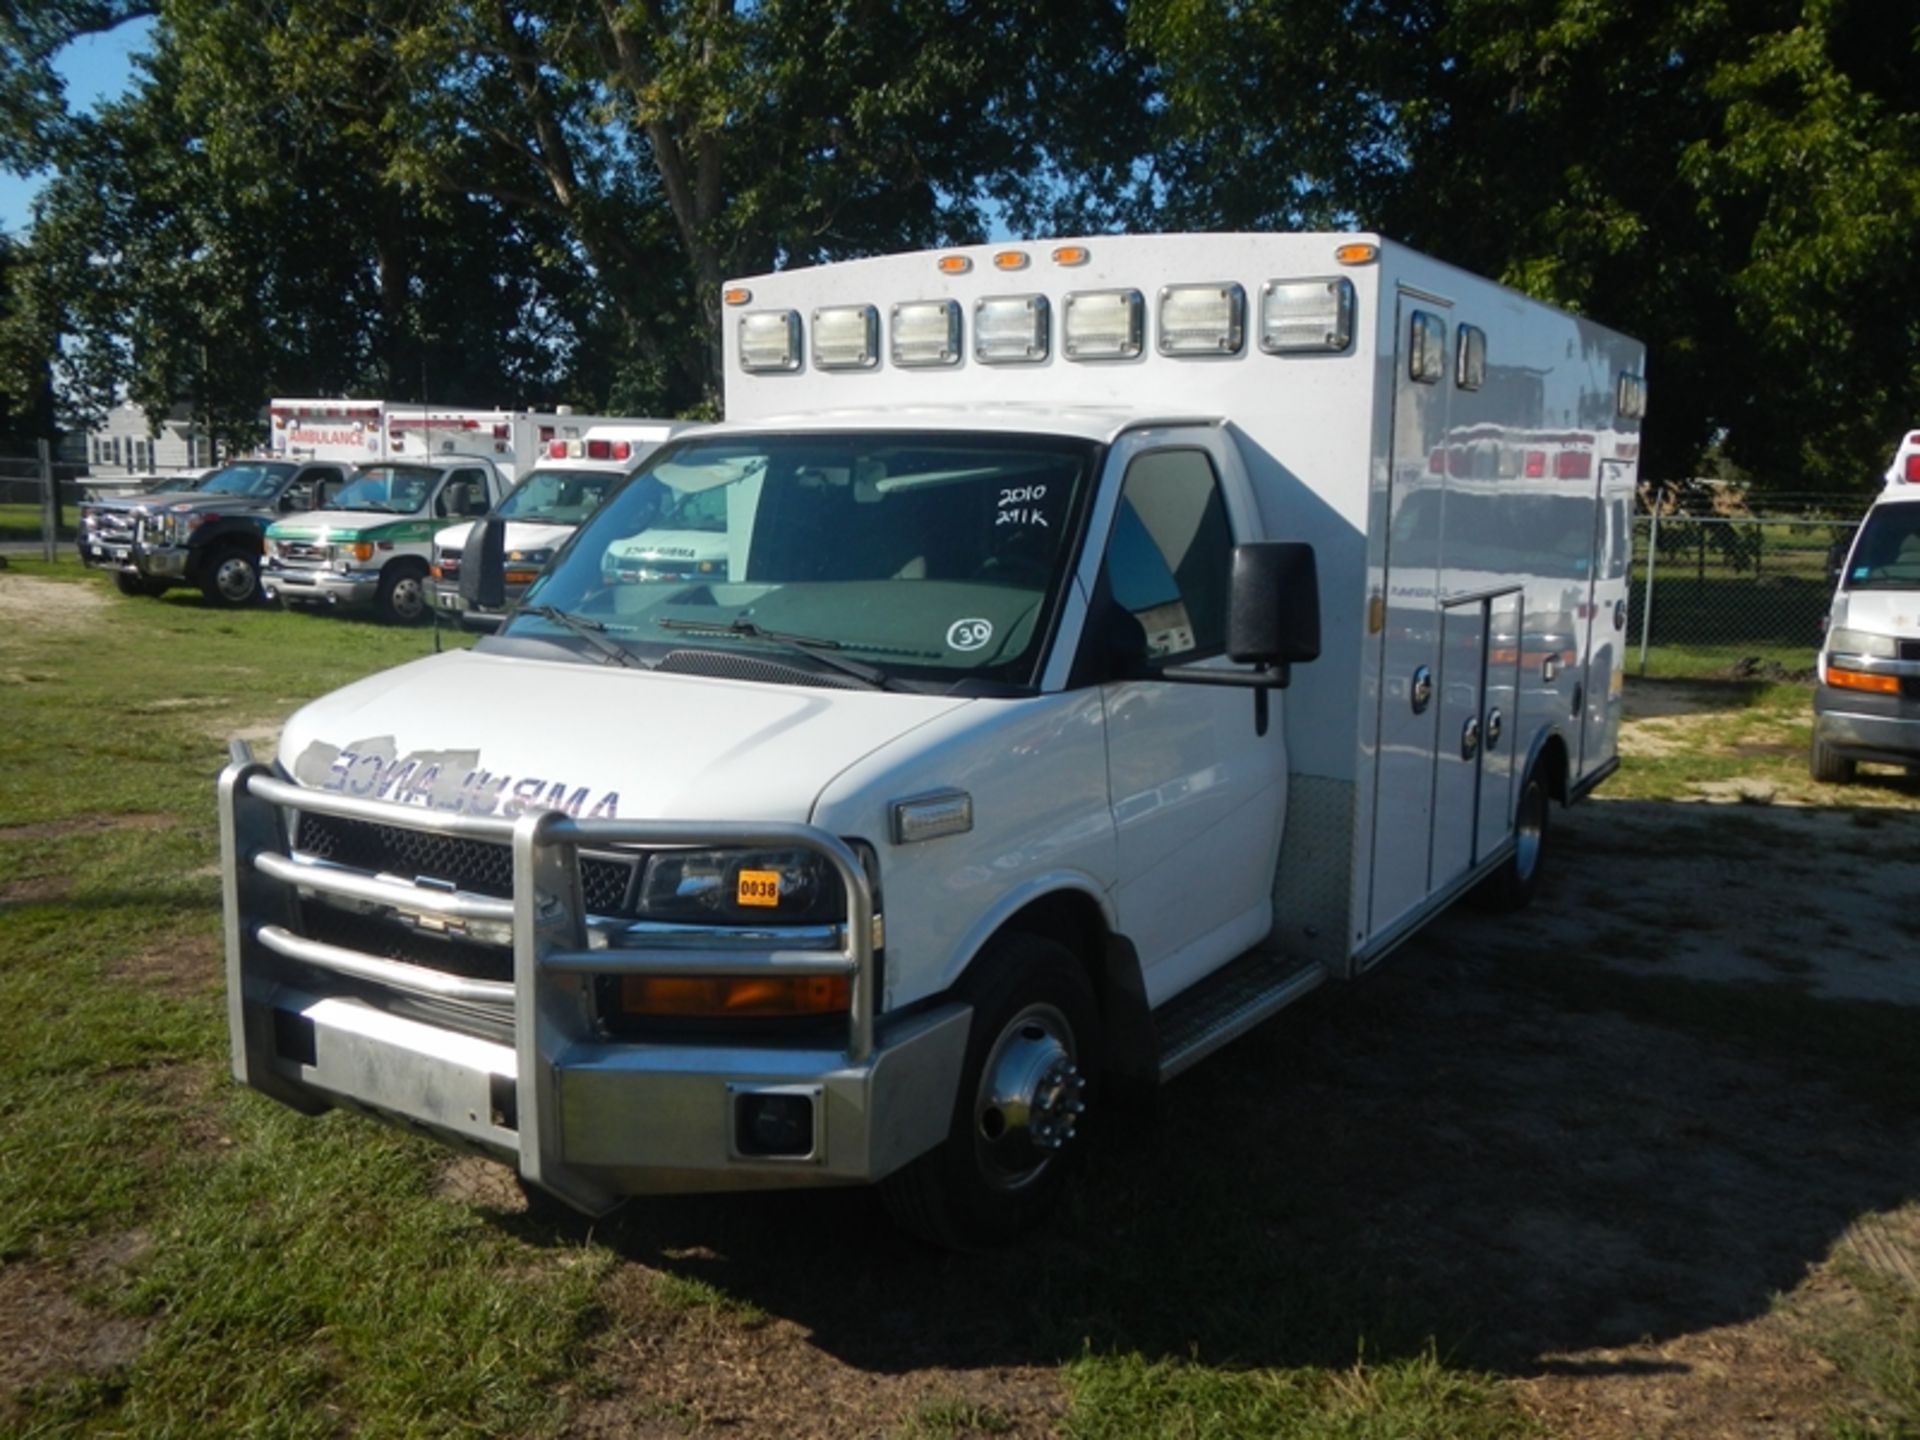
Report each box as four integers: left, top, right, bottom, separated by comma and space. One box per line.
502, 431, 1097, 688
1844, 502, 1920, 589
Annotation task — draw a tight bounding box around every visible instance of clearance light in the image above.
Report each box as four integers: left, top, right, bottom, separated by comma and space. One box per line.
1052, 245, 1090, 266
891, 789, 973, 844
1063, 289, 1144, 361
938, 255, 972, 274
1260, 278, 1355, 354
975, 294, 1050, 364
891, 299, 963, 367
617, 973, 851, 1019
1826, 666, 1900, 695
1524, 450, 1546, 478
1555, 450, 1594, 479
723, 286, 752, 306
993, 250, 1030, 271
739, 309, 802, 372
1335, 242, 1379, 265
1158, 282, 1246, 356
812, 304, 880, 370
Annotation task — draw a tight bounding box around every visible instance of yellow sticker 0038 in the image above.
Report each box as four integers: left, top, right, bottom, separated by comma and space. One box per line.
736, 869, 782, 907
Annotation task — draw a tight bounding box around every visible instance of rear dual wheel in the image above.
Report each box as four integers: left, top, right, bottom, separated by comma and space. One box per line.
199, 544, 261, 606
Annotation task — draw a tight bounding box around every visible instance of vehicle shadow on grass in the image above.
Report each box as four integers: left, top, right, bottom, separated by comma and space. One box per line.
526, 798, 1920, 1382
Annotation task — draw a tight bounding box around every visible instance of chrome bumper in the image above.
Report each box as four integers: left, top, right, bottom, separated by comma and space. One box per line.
1813, 694, 1920, 766
262, 564, 380, 605
219, 750, 966, 1211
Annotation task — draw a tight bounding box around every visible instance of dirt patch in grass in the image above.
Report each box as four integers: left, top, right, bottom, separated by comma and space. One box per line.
0, 1258, 149, 1426
0, 573, 107, 635
0, 813, 176, 842
1, 872, 74, 904
108, 931, 221, 998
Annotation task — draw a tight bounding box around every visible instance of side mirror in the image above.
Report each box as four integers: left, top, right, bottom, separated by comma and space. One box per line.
460, 516, 507, 610
1226, 542, 1321, 670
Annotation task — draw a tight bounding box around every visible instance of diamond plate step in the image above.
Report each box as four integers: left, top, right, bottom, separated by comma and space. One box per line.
1153, 947, 1328, 1082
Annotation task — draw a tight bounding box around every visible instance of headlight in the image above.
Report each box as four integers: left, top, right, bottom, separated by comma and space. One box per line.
1827, 628, 1897, 658
637, 847, 841, 924
506, 548, 553, 566
335, 541, 375, 565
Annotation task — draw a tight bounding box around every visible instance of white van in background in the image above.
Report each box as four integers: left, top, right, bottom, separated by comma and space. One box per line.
1813, 443, 1920, 781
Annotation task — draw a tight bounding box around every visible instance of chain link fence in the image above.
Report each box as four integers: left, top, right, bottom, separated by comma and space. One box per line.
0, 444, 63, 562
1629, 502, 1868, 679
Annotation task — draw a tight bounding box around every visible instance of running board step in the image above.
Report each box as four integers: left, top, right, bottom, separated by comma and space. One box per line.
1153, 949, 1328, 1083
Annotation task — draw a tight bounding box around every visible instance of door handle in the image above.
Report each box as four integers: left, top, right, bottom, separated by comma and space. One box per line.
1411, 666, 1433, 714
1461, 715, 1481, 759
1484, 707, 1502, 750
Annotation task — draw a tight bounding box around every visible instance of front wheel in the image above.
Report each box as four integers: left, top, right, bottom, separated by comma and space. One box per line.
199, 544, 261, 606
1809, 734, 1855, 784
1473, 762, 1550, 912
881, 933, 1098, 1250
377, 562, 429, 624
114, 571, 169, 598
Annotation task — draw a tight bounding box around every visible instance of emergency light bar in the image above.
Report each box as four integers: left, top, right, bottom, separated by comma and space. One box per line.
1260, 278, 1354, 354
740, 310, 802, 372
1158, 283, 1245, 356
974, 295, 1049, 364
813, 305, 880, 370
890, 300, 962, 367
1063, 289, 1144, 361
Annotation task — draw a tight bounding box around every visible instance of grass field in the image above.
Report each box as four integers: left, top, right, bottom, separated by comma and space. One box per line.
0, 501, 76, 544
1, 555, 1914, 1438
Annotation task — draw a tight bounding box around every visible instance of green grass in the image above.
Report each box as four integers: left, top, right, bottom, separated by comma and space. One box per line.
0, 500, 75, 543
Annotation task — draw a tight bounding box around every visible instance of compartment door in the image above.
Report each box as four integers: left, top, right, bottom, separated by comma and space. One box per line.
1430, 597, 1488, 891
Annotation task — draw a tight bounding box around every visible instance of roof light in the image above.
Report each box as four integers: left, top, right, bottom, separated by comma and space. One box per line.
1555, 450, 1593, 479
993, 250, 1029, 271
1260, 278, 1354, 354
611, 440, 632, 461
548, 440, 568, 459
587, 439, 612, 460
1335, 242, 1379, 265
1524, 450, 1546, 478
1063, 289, 1144, 361
938, 255, 972, 275
739, 310, 802, 373
723, 287, 752, 306
1906, 454, 1920, 483
812, 304, 880, 370
1052, 246, 1090, 266
975, 294, 1050, 364
891, 299, 962, 368
1158, 282, 1246, 356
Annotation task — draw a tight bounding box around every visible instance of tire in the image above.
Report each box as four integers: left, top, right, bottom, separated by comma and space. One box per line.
1809, 734, 1855, 784
198, 543, 260, 606
377, 562, 430, 624
881, 933, 1098, 1250
113, 572, 169, 598
1474, 762, 1550, 912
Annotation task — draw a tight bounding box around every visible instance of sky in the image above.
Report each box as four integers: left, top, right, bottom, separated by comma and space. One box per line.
0, 16, 157, 237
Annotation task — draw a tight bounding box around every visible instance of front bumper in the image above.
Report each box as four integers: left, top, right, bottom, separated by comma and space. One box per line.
262, 563, 381, 607
1813, 684, 1920, 767
220, 753, 966, 1210
136, 544, 192, 580
78, 538, 138, 573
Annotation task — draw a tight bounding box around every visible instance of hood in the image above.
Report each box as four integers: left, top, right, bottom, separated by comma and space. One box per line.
268, 509, 435, 543
162, 492, 276, 516
1831, 588, 1920, 641
279, 647, 971, 824
431, 519, 575, 555
92, 488, 201, 514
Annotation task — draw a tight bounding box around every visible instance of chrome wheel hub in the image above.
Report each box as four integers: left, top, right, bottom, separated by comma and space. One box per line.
973, 1002, 1086, 1191
215, 556, 256, 602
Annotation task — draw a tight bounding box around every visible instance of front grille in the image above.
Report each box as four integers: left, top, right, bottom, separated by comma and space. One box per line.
279, 541, 329, 568
95, 510, 137, 543
294, 811, 640, 917
1901, 640, 1920, 701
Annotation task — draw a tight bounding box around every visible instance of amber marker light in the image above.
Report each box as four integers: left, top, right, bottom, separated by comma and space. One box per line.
723, 287, 752, 306
618, 974, 851, 1019
937, 255, 972, 274
1826, 666, 1901, 695
1334, 242, 1379, 265
994, 250, 1030, 271
1051, 245, 1090, 266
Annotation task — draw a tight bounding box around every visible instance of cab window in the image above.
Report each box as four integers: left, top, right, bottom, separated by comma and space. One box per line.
1105, 448, 1233, 660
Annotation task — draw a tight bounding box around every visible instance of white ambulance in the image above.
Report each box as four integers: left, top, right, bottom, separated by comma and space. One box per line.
221, 234, 1646, 1246
270, 399, 618, 481
429, 421, 697, 628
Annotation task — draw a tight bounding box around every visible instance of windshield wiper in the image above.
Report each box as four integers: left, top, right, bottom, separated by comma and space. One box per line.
655, 617, 896, 691
521, 604, 646, 669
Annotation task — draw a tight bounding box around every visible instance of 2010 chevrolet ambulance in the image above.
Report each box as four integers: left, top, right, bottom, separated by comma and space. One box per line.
220, 234, 1646, 1246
